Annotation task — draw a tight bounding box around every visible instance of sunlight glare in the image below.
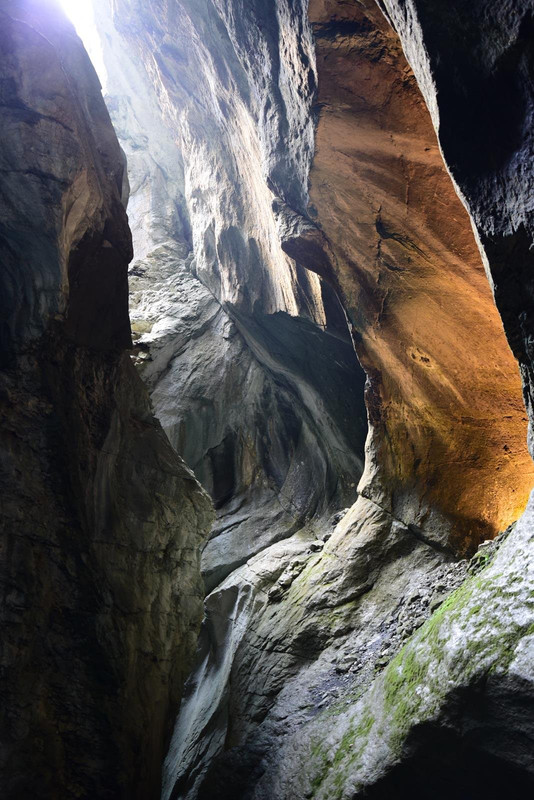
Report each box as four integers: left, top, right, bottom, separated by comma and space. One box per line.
59, 0, 107, 88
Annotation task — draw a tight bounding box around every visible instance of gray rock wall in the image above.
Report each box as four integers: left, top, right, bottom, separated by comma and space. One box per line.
230, 3, 534, 797
147, 1, 534, 797
87, 2, 371, 795
92, 0, 368, 589
4, 0, 531, 798
0, 2, 213, 797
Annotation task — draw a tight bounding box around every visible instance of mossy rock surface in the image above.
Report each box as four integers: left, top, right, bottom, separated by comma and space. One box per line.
294, 492, 534, 799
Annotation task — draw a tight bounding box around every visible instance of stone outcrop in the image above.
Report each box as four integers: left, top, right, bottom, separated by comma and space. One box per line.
0, 2, 212, 798
271, 493, 534, 798
143, 1, 533, 797
377, 0, 534, 455
245, 2, 534, 796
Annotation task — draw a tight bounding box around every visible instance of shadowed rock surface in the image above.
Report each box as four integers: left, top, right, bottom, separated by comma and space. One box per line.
0, 3, 213, 798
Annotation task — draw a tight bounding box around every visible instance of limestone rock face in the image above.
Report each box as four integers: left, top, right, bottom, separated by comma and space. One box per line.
0, 0, 131, 357
0, 3, 212, 798
145, 1, 534, 798
84, 0, 534, 798
92, 0, 368, 591
238, 3, 534, 797
162, 496, 462, 800
269, 490, 534, 799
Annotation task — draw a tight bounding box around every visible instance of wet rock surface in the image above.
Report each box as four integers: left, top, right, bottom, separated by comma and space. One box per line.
378, 0, 534, 456
273, 495, 534, 799
164, 501, 514, 800
304, 0, 534, 552
3, 0, 534, 799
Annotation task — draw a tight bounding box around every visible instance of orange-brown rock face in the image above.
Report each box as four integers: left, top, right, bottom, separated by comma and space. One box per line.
307, 0, 533, 551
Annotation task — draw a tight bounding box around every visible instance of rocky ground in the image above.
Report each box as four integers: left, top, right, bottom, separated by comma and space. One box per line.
162, 499, 519, 799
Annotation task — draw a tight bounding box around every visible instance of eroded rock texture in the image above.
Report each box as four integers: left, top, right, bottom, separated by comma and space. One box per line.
302, 0, 534, 552
275, 492, 534, 799
5, 0, 534, 798
92, 0, 368, 592
83, 0, 534, 798
254, 2, 534, 797
377, 0, 534, 453
147, 1, 534, 798
0, 3, 212, 798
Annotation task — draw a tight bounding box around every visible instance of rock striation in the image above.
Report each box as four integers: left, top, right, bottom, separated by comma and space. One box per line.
301, 0, 534, 553
377, 0, 534, 455
0, 2, 212, 798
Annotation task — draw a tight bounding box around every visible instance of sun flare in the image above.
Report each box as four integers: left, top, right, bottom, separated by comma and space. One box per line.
59, 0, 107, 86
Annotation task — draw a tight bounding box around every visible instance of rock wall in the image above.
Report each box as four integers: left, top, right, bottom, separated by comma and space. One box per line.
148, 1, 534, 798
377, 0, 534, 452
0, 2, 212, 798
271, 493, 534, 799
92, 0, 368, 591
84, 0, 534, 797
235, 2, 534, 797
298, 0, 533, 552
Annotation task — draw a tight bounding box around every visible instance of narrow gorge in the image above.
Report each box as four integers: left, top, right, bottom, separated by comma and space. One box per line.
1, 0, 534, 798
